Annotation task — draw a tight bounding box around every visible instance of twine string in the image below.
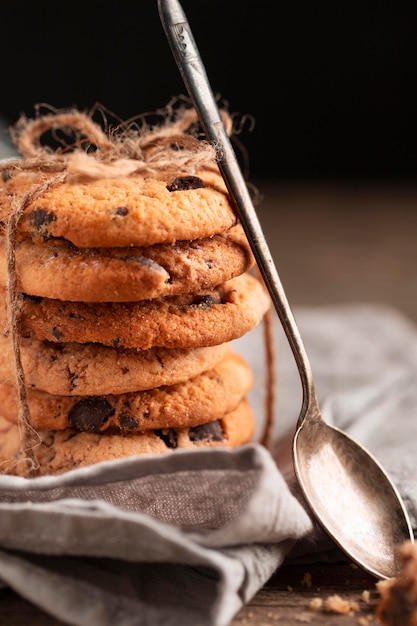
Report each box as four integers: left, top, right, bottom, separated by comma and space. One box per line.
5, 173, 67, 476
3, 106, 219, 181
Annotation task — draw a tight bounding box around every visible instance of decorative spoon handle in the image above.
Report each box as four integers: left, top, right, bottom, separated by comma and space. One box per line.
158, 0, 318, 417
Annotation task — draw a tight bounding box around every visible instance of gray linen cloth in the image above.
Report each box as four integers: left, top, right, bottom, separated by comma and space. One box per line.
0, 444, 310, 626
0, 300, 416, 625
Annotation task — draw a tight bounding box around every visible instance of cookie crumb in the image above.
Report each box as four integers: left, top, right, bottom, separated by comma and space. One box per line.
266, 611, 281, 620
361, 589, 370, 603
309, 597, 323, 611
324, 594, 359, 614
375, 540, 417, 625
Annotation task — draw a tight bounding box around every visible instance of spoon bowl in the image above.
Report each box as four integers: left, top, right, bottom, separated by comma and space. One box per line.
294, 407, 413, 578
158, 0, 414, 579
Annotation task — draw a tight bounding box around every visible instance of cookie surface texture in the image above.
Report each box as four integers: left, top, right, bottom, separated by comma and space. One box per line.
0, 334, 230, 396
0, 225, 254, 302
0, 352, 253, 432
11, 273, 270, 350
1, 169, 238, 248
0, 399, 255, 476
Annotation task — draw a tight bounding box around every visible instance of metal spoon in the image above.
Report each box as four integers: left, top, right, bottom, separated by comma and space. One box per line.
158, 0, 414, 579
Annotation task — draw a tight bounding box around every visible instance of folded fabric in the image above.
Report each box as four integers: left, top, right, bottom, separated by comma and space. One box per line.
0, 444, 311, 626
0, 303, 416, 625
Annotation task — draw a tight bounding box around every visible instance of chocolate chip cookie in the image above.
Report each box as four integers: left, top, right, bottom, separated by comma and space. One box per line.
0, 225, 254, 302
0, 351, 252, 432
1, 169, 238, 248
0, 399, 255, 476
0, 333, 230, 395
10, 273, 270, 350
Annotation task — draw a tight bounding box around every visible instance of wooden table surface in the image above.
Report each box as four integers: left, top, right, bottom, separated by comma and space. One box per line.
0, 562, 382, 626
233, 562, 383, 626
0, 182, 416, 625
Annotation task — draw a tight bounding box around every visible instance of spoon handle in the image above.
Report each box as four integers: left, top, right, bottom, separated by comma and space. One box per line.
158, 0, 317, 414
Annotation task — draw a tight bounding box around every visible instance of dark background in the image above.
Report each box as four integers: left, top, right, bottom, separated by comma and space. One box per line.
2, 1, 416, 182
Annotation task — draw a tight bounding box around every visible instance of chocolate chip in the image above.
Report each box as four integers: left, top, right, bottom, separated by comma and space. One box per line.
28, 208, 57, 230
191, 294, 221, 310
117, 402, 138, 430
190, 420, 224, 443
114, 206, 128, 216
69, 397, 115, 432
121, 255, 163, 272
119, 414, 139, 430
155, 428, 178, 449
166, 176, 205, 191
52, 327, 64, 340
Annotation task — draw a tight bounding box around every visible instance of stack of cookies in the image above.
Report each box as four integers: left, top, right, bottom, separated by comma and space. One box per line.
0, 110, 270, 476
